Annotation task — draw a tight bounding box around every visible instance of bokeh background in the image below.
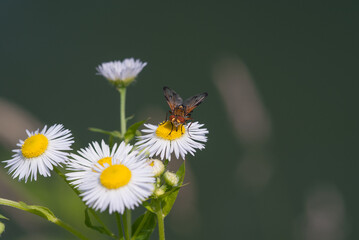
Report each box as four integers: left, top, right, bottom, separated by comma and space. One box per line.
1, 1, 359, 239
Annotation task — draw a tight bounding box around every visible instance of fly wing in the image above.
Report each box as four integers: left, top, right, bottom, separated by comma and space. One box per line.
183, 92, 208, 115
163, 86, 183, 112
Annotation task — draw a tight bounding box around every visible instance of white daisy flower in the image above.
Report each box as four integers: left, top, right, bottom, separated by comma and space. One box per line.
136, 121, 208, 161
4, 124, 74, 182
96, 58, 147, 87
66, 140, 155, 214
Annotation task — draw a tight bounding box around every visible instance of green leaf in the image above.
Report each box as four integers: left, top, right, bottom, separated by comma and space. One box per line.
161, 162, 185, 216
18, 201, 57, 222
89, 128, 122, 139
0, 214, 8, 220
131, 211, 157, 240
84, 208, 115, 237
0, 221, 4, 236
142, 201, 155, 214
124, 119, 148, 143
126, 114, 135, 122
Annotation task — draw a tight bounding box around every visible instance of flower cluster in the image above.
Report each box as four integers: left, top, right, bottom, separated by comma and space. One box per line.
2, 57, 209, 225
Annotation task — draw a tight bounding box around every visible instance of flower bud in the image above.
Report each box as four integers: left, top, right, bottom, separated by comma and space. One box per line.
163, 171, 179, 187
148, 159, 165, 177
154, 185, 167, 198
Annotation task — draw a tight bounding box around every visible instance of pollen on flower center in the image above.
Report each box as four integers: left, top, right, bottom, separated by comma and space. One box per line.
100, 164, 132, 189
97, 157, 112, 167
21, 134, 49, 158
155, 121, 185, 140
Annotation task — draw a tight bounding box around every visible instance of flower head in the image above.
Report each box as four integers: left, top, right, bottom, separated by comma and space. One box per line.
96, 58, 147, 87
136, 121, 208, 161
66, 141, 154, 214
4, 124, 74, 182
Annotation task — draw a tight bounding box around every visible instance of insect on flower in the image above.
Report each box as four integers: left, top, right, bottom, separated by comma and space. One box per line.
163, 86, 208, 134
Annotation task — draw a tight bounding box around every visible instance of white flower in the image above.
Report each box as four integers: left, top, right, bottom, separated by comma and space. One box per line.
136, 121, 208, 161
4, 124, 74, 182
96, 58, 147, 86
66, 141, 155, 214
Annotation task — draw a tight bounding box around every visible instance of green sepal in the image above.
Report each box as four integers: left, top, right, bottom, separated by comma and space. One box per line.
84, 208, 115, 237
89, 128, 122, 139
131, 211, 157, 240
161, 162, 185, 216
124, 119, 148, 143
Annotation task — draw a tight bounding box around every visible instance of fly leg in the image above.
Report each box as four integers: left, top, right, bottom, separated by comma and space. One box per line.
185, 116, 193, 136
168, 122, 174, 135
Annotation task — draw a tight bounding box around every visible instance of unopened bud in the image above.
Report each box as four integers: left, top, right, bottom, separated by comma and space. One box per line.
163, 171, 179, 187
154, 185, 167, 198
148, 159, 165, 177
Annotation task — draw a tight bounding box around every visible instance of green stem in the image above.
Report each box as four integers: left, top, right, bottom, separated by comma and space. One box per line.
155, 200, 165, 240
117, 87, 132, 239
122, 209, 132, 240
115, 212, 124, 239
118, 87, 127, 135
54, 218, 89, 240
53, 167, 115, 238
131, 211, 150, 240
0, 198, 89, 240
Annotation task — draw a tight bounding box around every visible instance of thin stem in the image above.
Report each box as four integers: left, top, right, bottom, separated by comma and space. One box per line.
118, 87, 127, 135
117, 86, 131, 239
53, 167, 115, 238
155, 200, 165, 240
0, 198, 89, 240
115, 212, 124, 240
54, 218, 89, 240
122, 209, 132, 240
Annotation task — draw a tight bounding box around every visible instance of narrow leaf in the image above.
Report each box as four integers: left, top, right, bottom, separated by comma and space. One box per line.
0, 214, 8, 220
124, 119, 148, 143
0, 221, 4, 236
131, 211, 157, 240
142, 201, 155, 214
84, 208, 115, 237
89, 128, 122, 139
18, 202, 57, 222
161, 162, 185, 216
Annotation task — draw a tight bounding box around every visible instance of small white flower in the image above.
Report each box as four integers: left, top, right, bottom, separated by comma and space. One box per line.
66, 141, 155, 214
96, 58, 147, 86
136, 121, 208, 161
4, 124, 74, 182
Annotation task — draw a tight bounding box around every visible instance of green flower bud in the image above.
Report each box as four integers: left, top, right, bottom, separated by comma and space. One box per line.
154, 185, 167, 198
163, 171, 179, 187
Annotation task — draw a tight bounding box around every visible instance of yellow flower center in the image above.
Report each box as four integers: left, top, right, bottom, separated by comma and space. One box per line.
21, 134, 49, 158
155, 121, 185, 140
100, 164, 132, 189
149, 161, 155, 167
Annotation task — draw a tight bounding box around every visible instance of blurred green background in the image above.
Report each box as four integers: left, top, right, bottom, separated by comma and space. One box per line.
1, 0, 358, 239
